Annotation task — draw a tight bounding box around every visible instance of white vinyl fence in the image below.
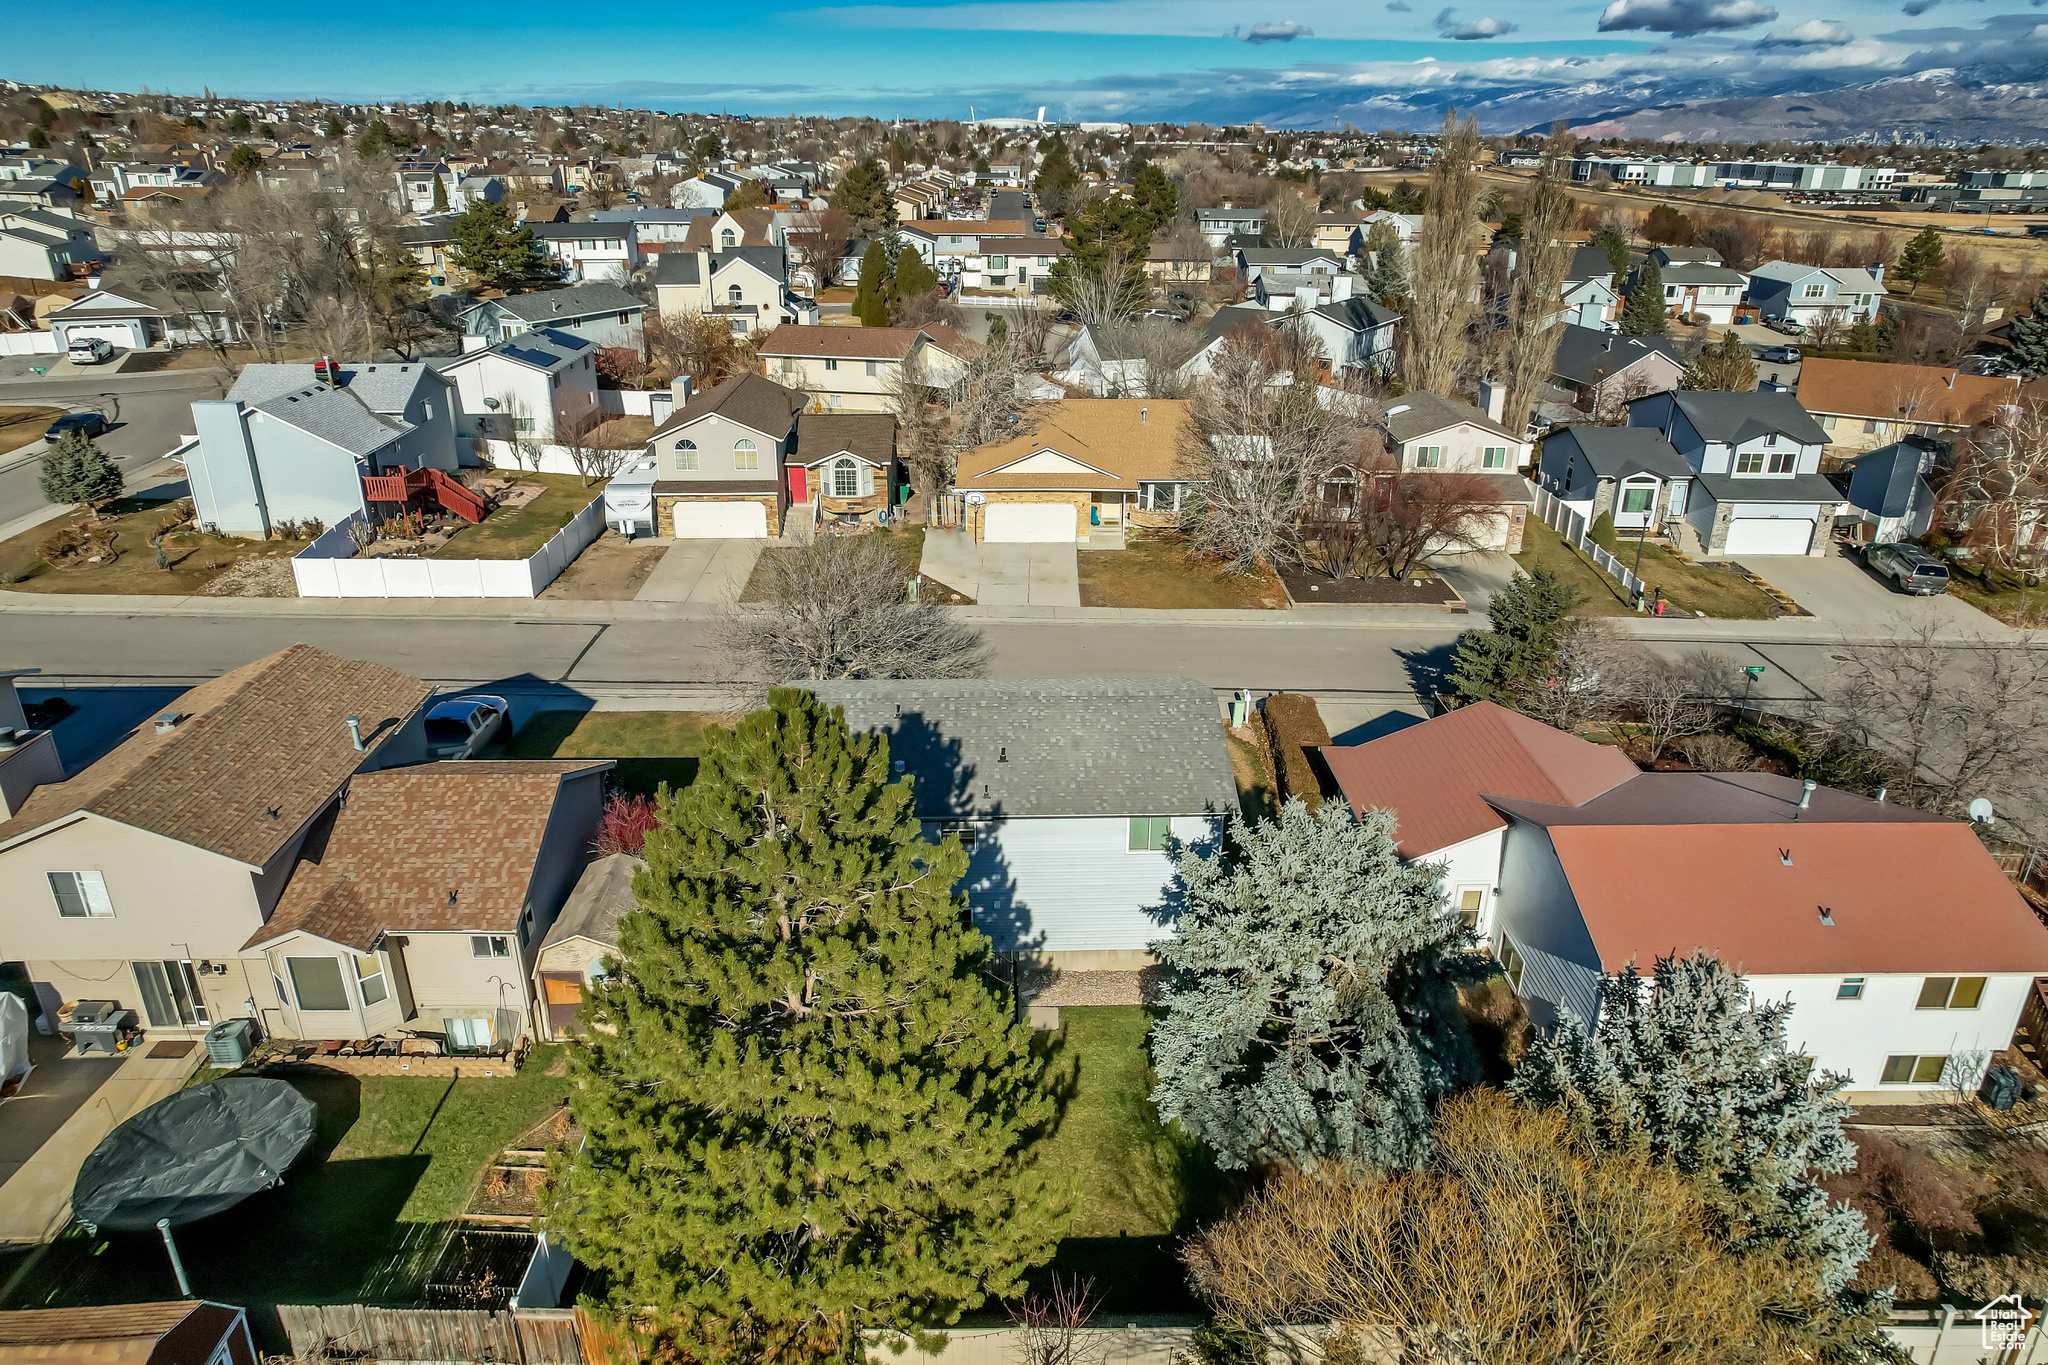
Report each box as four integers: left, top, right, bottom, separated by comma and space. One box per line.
477, 439, 646, 480
0, 332, 60, 356
1533, 486, 1646, 601
292, 498, 605, 599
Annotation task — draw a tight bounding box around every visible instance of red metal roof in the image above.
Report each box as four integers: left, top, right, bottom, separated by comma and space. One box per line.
1318, 702, 1640, 858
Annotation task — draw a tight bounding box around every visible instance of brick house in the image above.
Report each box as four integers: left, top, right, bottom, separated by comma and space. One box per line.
951, 399, 1192, 544
648, 373, 807, 538
791, 412, 900, 526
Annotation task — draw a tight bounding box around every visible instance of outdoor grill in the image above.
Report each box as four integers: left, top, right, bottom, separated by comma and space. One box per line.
62, 1001, 138, 1056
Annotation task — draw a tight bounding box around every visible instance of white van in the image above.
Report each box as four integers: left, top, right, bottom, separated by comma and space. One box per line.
65, 336, 114, 366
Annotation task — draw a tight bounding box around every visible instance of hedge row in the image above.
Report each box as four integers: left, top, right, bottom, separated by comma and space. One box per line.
1260, 693, 1333, 811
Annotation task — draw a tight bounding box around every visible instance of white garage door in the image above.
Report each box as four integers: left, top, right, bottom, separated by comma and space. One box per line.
60, 323, 133, 348
670, 500, 767, 539
1724, 517, 1814, 556
984, 502, 1076, 543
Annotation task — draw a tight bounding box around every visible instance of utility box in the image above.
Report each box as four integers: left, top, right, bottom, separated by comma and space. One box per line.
1982, 1065, 2023, 1112
206, 1018, 254, 1069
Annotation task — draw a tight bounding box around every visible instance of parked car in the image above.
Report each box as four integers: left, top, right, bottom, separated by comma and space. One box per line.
424, 695, 508, 759
44, 411, 108, 441
1759, 345, 1800, 364
1864, 542, 1952, 595
65, 336, 114, 366
1766, 318, 1806, 337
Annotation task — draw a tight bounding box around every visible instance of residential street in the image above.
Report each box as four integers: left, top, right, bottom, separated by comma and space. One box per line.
0, 371, 222, 536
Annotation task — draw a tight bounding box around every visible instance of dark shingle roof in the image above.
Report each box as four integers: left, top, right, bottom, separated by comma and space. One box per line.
1550, 324, 1682, 387
1310, 296, 1401, 331
487, 282, 641, 323
1385, 391, 1518, 445
652, 371, 805, 441
1665, 390, 1830, 447
795, 412, 896, 467
803, 678, 1237, 820
1544, 425, 1695, 482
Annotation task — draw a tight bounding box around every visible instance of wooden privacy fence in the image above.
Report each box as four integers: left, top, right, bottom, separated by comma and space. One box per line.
276, 1305, 589, 1364
1533, 486, 1647, 602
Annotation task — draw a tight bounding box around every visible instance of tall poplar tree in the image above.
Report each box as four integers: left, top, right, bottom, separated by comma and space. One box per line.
1404, 111, 1483, 395
545, 690, 1066, 1362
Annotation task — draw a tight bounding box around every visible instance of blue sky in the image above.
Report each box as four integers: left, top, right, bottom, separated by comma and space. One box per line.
8, 0, 2045, 124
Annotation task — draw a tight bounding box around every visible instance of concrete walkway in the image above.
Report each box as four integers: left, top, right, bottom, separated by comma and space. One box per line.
920, 528, 1081, 607
0, 1037, 205, 1244
634, 539, 764, 604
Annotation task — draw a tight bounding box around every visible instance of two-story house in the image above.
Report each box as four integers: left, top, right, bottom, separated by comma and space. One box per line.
652, 247, 813, 334
1746, 260, 1888, 328
182, 361, 463, 540
1320, 701, 2048, 1103
803, 678, 1237, 986
757, 325, 976, 412
898, 220, 1030, 279
1382, 391, 1536, 552
438, 327, 599, 448
459, 282, 644, 352
1285, 290, 1402, 379
1197, 206, 1267, 247
529, 220, 638, 284
0, 207, 102, 282
649, 372, 807, 537
0, 646, 432, 1035
1633, 246, 1748, 325
1559, 245, 1622, 330
1626, 389, 1840, 556
958, 237, 1065, 296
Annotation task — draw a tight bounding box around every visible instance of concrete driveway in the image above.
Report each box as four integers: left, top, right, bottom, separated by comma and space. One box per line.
1734, 550, 2007, 635
1432, 550, 1519, 614
920, 528, 1080, 606
634, 539, 763, 603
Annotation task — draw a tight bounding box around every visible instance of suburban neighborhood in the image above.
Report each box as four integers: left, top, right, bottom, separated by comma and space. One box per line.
9, 44, 2048, 1365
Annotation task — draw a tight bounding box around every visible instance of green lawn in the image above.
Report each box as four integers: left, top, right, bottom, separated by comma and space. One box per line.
1514, 519, 1779, 620
432, 473, 604, 561
0, 1049, 572, 1313
1028, 1006, 1225, 1313
506, 709, 723, 795
1079, 536, 1286, 610
1942, 560, 2048, 626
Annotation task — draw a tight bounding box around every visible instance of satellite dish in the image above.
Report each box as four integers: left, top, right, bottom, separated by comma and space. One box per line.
1971, 797, 1996, 824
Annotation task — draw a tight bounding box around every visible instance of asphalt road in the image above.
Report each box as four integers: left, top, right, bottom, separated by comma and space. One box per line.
0, 371, 223, 535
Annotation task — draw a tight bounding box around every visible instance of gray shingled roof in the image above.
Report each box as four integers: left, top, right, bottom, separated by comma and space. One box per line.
802, 678, 1237, 820
249, 385, 409, 457
653, 371, 805, 441
1544, 424, 1694, 481
1550, 324, 1681, 388
229, 362, 445, 415
1667, 390, 1829, 446
487, 282, 642, 323
1385, 391, 1518, 444
539, 852, 643, 952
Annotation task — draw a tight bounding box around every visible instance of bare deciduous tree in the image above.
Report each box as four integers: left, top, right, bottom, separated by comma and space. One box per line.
1263, 186, 1318, 249
1093, 318, 1205, 398
1056, 244, 1142, 330
717, 534, 987, 681
1300, 456, 1499, 580
786, 205, 855, 292
1177, 333, 1365, 573
498, 392, 547, 472
1941, 402, 2048, 575
1499, 123, 1577, 435
1405, 112, 1484, 396
1008, 1276, 1106, 1365
556, 406, 631, 486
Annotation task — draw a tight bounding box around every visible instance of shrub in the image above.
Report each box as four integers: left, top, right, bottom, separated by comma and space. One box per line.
591, 791, 661, 856
1680, 732, 1754, 772
1590, 510, 1616, 550
1855, 1132, 1985, 1242
1190, 1318, 1269, 1365
1934, 1251, 2048, 1301
1258, 693, 1331, 811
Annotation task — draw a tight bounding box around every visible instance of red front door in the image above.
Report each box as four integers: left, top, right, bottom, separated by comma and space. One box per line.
789, 467, 808, 502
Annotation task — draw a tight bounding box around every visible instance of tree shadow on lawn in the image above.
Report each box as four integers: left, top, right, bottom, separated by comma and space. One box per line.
0, 1065, 428, 1315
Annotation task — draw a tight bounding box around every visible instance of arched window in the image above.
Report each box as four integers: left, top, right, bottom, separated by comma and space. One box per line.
833, 457, 859, 498
673, 438, 698, 472
720, 228, 736, 249
733, 438, 759, 471
727, 284, 744, 306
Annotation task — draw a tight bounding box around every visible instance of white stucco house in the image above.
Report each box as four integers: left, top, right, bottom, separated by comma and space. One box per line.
1322, 702, 2048, 1103
436, 327, 600, 447
803, 678, 1239, 976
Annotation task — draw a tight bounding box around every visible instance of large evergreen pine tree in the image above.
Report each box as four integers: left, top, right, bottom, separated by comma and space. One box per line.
546, 690, 1065, 1362
447, 200, 545, 292
1149, 800, 1482, 1171
1895, 226, 1945, 294
853, 240, 893, 327
1620, 259, 1668, 337
1511, 951, 1885, 1358
1445, 568, 1581, 705
37, 428, 122, 513
888, 250, 941, 321
1365, 232, 1409, 307
2001, 281, 2048, 380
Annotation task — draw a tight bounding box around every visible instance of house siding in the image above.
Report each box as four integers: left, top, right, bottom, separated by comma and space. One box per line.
1753, 971, 2032, 1101
1494, 821, 1607, 1030
939, 813, 1220, 963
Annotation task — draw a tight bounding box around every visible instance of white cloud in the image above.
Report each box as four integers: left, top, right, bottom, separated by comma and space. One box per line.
1758, 17, 1854, 45
1599, 0, 1777, 33
1244, 19, 1315, 41
1435, 5, 1518, 38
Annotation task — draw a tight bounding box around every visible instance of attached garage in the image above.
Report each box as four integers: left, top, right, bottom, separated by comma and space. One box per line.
54, 321, 142, 350
670, 500, 768, 539
984, 502, 1076, 543
1724, 516, 1815, 556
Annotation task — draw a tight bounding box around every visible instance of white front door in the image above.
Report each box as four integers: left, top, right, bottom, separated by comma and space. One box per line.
670, 500, 768, 539
983, 502, 1077, 543
1725, 516, 1815, 556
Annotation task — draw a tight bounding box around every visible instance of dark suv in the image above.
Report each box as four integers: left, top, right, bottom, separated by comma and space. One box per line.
1865, 542, 1951, 595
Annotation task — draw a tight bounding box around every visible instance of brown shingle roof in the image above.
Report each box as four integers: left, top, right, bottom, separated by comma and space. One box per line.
953, 399, 1189, 492
796, 412, 896, 467
1318, 701, 1640, 858
1795, 356, 2033, 429
651, 371, 805, 442
245, 759, 611, 950
756, 327, 924, 360
0, 645, 432, 868
0, 1301, 241, 1365
680, 209, 774, 250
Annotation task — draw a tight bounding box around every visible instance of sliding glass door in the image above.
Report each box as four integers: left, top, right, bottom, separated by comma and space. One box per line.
131, 960, 210, 1028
